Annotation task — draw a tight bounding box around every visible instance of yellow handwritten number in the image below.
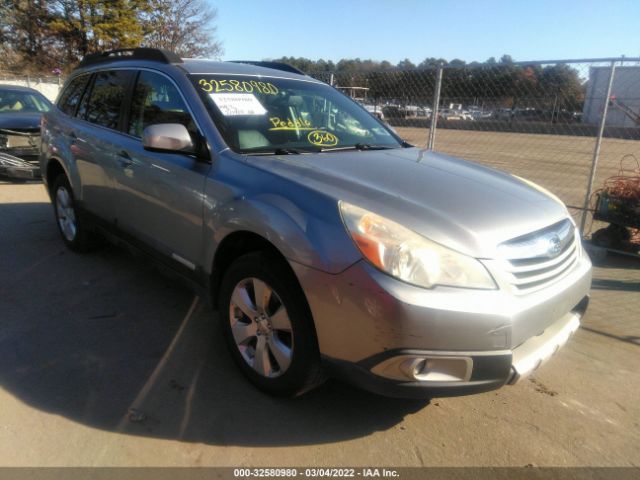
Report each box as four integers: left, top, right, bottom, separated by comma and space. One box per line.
307, 130, 338, 146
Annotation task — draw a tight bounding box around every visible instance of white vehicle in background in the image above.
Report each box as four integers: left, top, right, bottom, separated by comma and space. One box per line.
438, 103, 474, 121
438, 108, 473, 121
468, 106, 493, 120
361, 103, 384, 120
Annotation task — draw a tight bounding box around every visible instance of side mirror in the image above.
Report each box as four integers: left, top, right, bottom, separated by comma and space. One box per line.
142, 123, 194, 154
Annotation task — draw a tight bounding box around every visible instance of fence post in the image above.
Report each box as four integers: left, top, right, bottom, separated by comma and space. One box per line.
427, 64, 443, 151
579, 61, 616, 237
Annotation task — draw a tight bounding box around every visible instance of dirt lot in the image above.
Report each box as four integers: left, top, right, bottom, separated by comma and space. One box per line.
1, 142, 639, 467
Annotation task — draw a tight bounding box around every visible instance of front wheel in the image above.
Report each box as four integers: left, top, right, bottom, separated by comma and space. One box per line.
218, 252, 324, 396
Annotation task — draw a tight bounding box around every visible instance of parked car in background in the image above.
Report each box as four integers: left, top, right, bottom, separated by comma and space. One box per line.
492, 108, 514, 121
41, 48, 591, 399
438, 108, 473, 121
468, 107, 493, 120
0, 85, 52, 179
381, 105, 430, 120
360, 102, 385, 120
381, 105, 405, 119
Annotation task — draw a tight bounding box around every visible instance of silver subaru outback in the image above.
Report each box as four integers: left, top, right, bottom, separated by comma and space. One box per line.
40, 48, 591, 398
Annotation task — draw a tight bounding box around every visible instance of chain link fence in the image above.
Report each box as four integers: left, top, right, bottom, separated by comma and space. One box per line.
311, 58, 640, 242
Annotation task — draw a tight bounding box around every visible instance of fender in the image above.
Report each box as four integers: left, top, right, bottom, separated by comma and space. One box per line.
203, 192, 361, 275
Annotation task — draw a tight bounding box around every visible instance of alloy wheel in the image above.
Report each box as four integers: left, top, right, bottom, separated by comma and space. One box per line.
55, 186, 77, 242
228, 277, 294, 378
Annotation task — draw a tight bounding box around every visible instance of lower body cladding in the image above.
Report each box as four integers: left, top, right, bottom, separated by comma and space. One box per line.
0, 151, 41, 179
291, 255, 592, 398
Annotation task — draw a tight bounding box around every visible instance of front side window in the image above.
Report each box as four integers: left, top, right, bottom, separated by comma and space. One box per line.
57, 74, 90, 116
83, 70, 134, 129
127, 71, 196, 138
190, 74, 402, 154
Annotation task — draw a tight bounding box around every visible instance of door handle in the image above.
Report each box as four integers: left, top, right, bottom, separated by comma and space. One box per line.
117, 150, 133, 167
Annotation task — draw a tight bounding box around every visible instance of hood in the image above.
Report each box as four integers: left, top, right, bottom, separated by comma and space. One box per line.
247, 147, 570, 258
0, 112, 42, 131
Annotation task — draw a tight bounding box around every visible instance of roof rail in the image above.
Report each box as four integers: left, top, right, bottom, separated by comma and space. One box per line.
78, 48, 183, 68
228, 61, 305, 75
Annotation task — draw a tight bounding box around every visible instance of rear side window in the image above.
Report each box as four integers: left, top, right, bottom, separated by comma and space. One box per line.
127, 71, 196, 138
57, 74, 90, 116
83, 70, 134, 130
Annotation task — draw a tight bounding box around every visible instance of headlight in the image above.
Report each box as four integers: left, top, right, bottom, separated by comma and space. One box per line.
339, 201, 496, 290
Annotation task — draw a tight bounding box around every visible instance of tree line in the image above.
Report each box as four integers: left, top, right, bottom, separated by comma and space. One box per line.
0, 0, 223, 74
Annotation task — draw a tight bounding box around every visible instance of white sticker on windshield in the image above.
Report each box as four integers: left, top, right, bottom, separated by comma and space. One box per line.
209, 93, 267, 116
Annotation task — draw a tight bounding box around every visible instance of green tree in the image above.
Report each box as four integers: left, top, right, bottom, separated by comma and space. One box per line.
418, 57, 447, 68
397, 58, 416, 69
1, 0, 55, 72
49, 0, 147, 67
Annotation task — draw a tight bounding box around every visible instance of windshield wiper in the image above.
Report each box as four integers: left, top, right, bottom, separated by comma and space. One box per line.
244, 147, 316, 155
319, 143, 397, 152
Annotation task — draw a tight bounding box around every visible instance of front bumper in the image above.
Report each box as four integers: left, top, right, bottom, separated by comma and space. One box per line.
291, 253, 591, 398
0, 152, 41, 179
323, 298, 587, 398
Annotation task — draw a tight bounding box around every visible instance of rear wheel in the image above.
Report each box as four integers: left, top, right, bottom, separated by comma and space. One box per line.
51, 175, 98, 252
218, 252, 324, 396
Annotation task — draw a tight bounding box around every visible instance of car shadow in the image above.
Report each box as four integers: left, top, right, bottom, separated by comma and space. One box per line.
0, 201, 427, 447
590, 278, 640, 292
579, 326, 640, 348
589, 249, 640, 270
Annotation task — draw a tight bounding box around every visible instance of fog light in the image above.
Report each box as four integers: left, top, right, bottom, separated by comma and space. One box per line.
371, 354, 473, 382
411, 360, 427, 378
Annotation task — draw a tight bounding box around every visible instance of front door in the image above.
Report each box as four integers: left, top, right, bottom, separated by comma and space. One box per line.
113, 70, 210, 271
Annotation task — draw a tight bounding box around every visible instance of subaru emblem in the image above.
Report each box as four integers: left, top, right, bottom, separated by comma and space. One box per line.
547, 234, 562, 257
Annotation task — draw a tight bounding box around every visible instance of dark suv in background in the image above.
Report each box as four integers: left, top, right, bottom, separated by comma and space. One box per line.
40, 48, 591, 398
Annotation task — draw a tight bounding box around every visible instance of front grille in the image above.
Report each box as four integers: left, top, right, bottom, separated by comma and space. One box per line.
497, 219, 579, 292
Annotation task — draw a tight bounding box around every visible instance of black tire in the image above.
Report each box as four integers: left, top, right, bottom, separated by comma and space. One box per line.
218, 251, 325, 397
51, 174, 99, 252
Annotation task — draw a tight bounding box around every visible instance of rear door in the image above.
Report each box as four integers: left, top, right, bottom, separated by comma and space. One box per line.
113, 70, 210, 271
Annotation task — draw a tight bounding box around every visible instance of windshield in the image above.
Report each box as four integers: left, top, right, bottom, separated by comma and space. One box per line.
0, 90, 51, 113
190, 74, 402, 154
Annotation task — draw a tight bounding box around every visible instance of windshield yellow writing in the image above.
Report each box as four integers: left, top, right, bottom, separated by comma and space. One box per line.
307, 130, 338, 147
268, 117, 314, 131
199, 79, 278, 95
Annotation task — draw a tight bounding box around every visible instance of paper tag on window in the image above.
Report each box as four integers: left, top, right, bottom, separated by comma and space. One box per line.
209, 93, 267, 116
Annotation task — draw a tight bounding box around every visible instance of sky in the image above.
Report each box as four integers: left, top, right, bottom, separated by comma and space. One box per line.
214, 0, 640, 64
